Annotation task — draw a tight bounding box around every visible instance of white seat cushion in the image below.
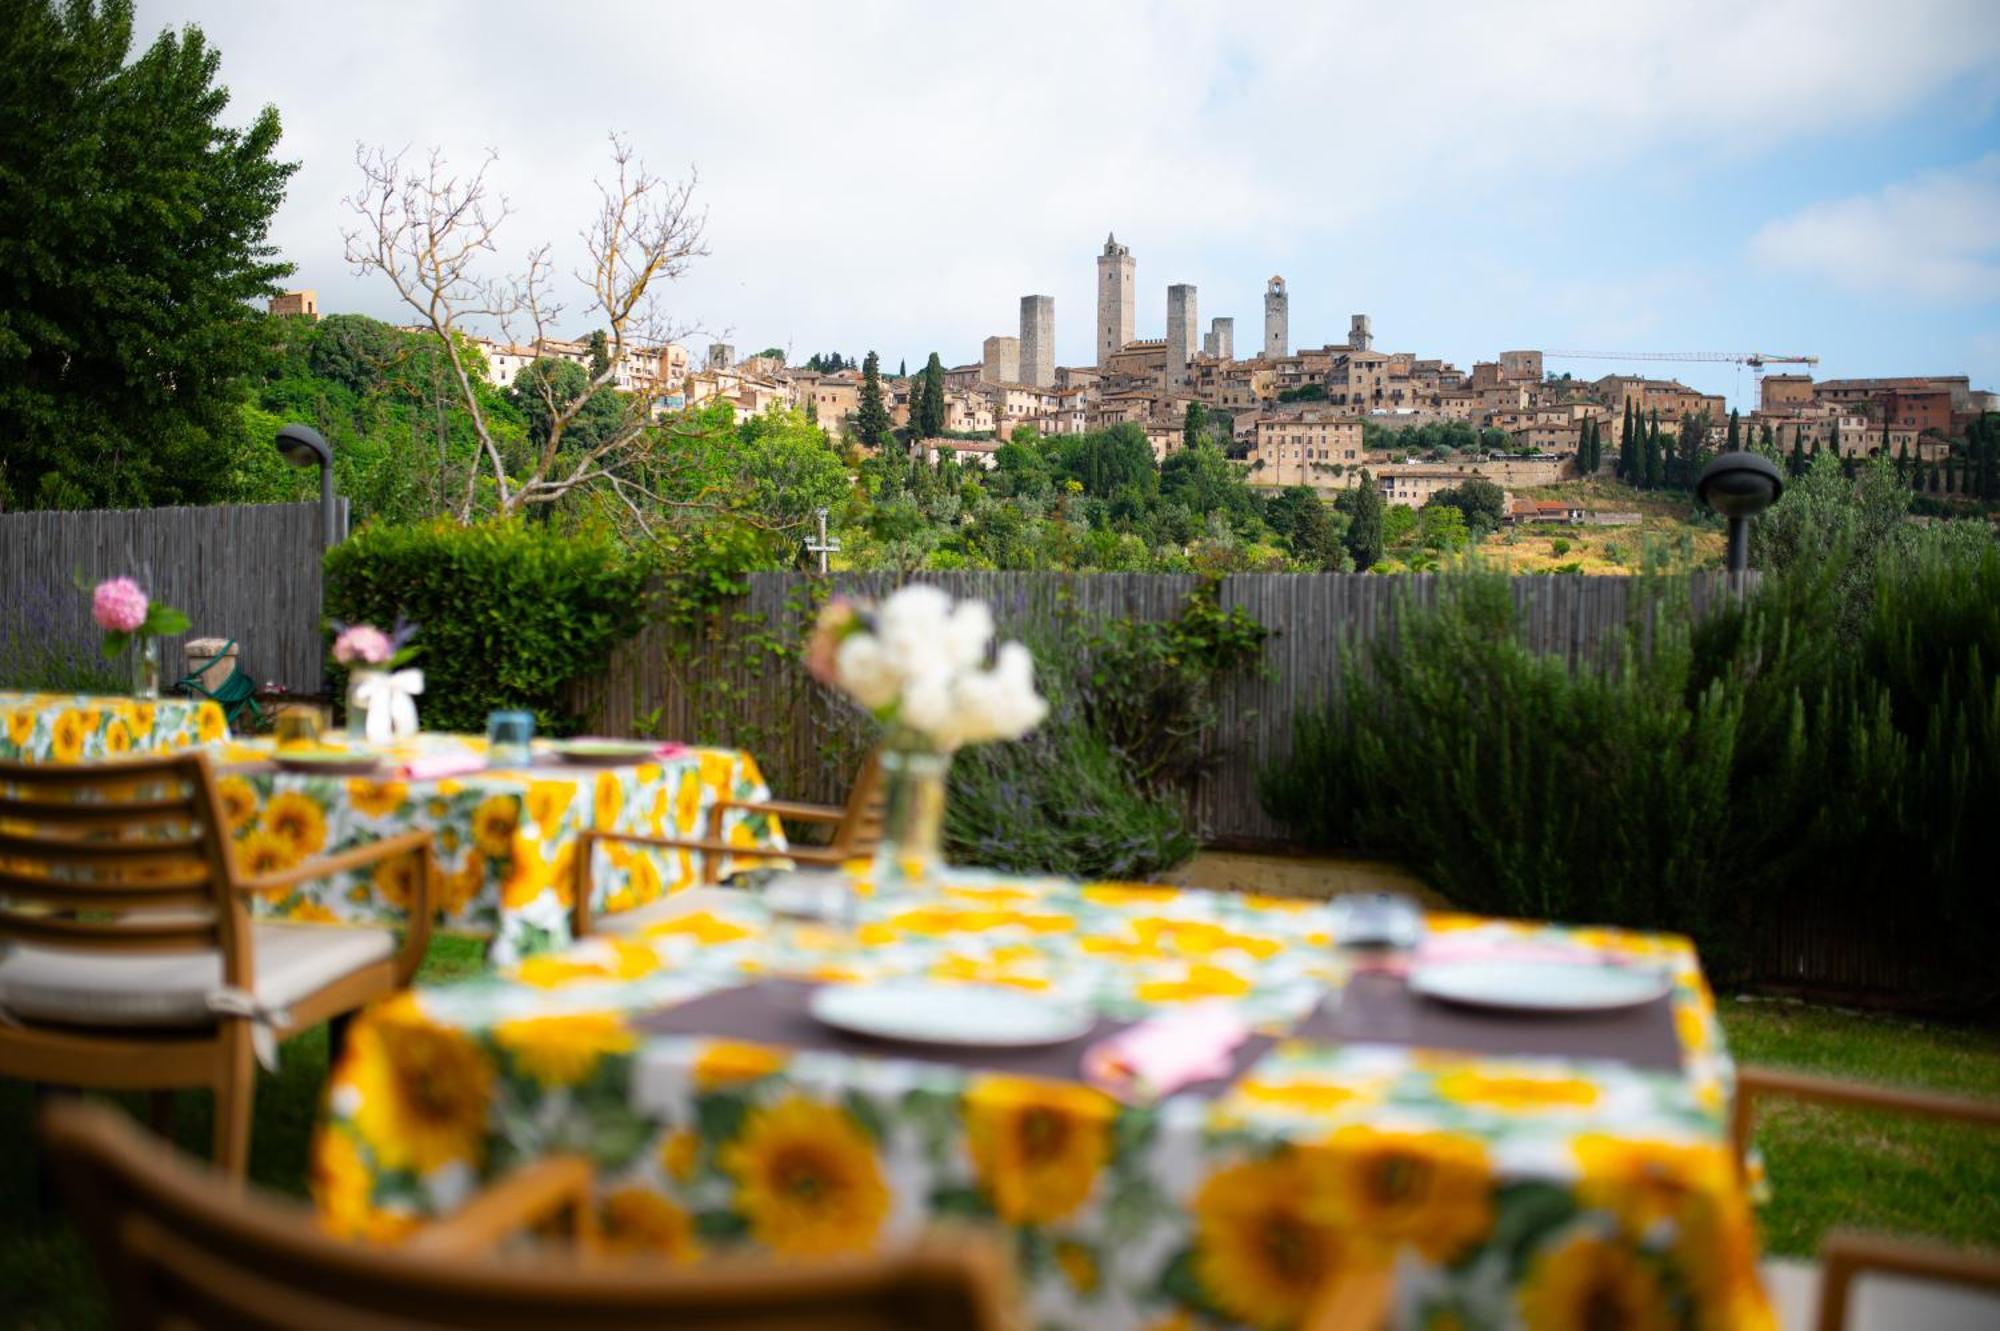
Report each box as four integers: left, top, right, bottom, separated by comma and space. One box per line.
1762, 1256, 2000, 1331
0, 923, 395, 1027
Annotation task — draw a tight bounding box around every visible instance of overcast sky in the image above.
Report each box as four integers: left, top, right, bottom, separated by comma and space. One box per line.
139, 0, 2000, 410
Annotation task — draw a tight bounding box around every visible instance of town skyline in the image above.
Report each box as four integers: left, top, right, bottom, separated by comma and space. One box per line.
139, 0, 2000, 405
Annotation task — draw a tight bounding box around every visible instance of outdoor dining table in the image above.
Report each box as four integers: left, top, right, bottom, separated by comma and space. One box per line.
313, 870, 1775, 1331
0, 690, 228, 764
210, 734, 787, 962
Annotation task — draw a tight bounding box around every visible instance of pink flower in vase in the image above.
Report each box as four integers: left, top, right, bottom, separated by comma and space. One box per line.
332, 624, 393, 666
92, 578, 149, 632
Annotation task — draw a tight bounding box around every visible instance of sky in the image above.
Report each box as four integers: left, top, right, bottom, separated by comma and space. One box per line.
139, 0, 2000, 413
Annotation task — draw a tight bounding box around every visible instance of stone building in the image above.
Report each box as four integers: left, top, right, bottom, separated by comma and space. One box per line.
981, 335, 1019, 384
1498, 349, 1542, 382
1166, 284, 1198, 387
1348, 314, 1372, 354
1203, 317, 1235, 361
1248, 409, 1366, 490
267, 290, 319, 320
1020, 294, 1055, 388
1264, 276, 1288, 359
1096, 233, 1135, 370
706, 343, 735, 370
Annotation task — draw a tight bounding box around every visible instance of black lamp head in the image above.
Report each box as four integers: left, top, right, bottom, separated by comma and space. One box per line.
274, 423, 332, 469
1696, 450, 1783, 519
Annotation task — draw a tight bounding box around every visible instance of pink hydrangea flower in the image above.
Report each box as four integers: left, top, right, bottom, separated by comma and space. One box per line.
92, 577, 149, 633
332, 624, 393, 666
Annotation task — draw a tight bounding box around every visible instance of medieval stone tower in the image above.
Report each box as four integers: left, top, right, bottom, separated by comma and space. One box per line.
1020, 295, 1055, 387
1166, 284, 1197, 386
1096, 233, 1135, 370
1264, 276, 1288, 360
1204, 317, 1235, 361
1349, 314, 1373, 352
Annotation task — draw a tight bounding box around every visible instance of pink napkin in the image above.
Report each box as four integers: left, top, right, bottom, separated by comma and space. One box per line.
1083, 1003, 1250, 1101
398, 752, 487, 781
654, 742, 690, 758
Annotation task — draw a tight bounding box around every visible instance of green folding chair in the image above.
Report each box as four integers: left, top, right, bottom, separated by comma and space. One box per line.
175, 638, 263, 731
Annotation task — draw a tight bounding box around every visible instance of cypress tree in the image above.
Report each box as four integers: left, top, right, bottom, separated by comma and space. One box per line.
1788, 428, 1804, 477
1828, 420, 1841, 463
916, 353, 947, 438
898, 359, 906, 378
1929, 458, 1941, 493
1895, 439, 1910, 485
1618, 401, 1633, 481
853, 350, 891, 447
1345, 469, 1385, 570
1726, 409, 1741, 453
1644, 410, 1664, 489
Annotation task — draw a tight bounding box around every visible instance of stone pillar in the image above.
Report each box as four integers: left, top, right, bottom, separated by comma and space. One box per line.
1020, 295, 1054, 388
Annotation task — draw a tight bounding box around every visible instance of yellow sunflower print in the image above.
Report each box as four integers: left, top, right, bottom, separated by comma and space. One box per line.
235, 827, 300, 879
348, 1002, 494, 1175
499, 846, 555, 910
50, 710, 86, 763
104, 718, 131, 756
312, 1128, 415, 1243
5, 708, 36, 749
674, 770, 702, 830
346, 779, 408, 818
1056, 1241, 1099, 1295
492, 1010, 637, 1087
593, 771, 624, 827
1517, 1233, 1675, 1331
215, 775, 258, 831
1318, 1125, 1493, 1263
195, 703, 225, 744
525, 780, 574, 834
720, 1095, 890, 1256
130, 702, 156, 735
470, 795, 520, 858
660, 1128, 700, 1183
693, 1039, 787, 1088
1573, 1134, 1733, 1237
602, 1186, 702, 1260
1434, 1069, 1602, 1114
963, 1075, 1113, 1225
261, 791, 327, 857
428, 852, 485, 917
1194, 1149, 1356, 1331
371, 851, 422, 910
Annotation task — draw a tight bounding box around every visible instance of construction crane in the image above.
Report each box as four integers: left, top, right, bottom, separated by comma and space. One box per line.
1543, 350, 1818, 372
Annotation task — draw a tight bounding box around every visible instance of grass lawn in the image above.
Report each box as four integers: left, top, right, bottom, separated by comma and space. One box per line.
0, 939, 1991, 1327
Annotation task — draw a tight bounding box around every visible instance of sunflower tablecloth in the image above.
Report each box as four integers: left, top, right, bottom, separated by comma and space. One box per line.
0, 691, 227, 764
212, 736, 786, 962
314, 874, 1774, 1331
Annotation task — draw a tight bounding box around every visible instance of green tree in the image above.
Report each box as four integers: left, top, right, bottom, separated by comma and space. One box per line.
585, 329, 611, 380
1618, 400, 1635, 482
1285, 490, 1346, 570
915, 352, 947, 438
853, 350, 891, 447
1725, 409, 1740, 453
1428, 478, 1507, 536
0, 0, 298, 509
1644, 410, 1664, 490
1338, 469, 1385, 570
1415, 502, 1469, 551
756, 346, 785, 365
1183, 401, 1207, 450
1895, 439, 1910, 486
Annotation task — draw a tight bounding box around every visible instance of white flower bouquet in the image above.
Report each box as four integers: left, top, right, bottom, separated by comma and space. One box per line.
806, 585, 1048, 752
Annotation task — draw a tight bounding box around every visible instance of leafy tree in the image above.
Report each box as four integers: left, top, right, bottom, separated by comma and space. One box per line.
853, 350, 891, 447
1283, 489, 1346, 570
585, 329, 611, 380
1057, 423, 1156, 502
756, 347, 785, 365
1428, 478, 1506, 536
1183, 401, 1207, 450
1673, 410, 1710, 490
1725, 408, 1740, 453
306, 314, 403, 396
915, 352, 947, 438
1895, 439, 1910, 485
1337, 470, 1385, 570
0, 0, 298, 509
1644, 410, 1664, 490
1415, 502, 1468, 551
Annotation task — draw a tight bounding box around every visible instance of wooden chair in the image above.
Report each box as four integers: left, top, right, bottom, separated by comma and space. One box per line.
574, 750, 884, 936
1733, 1065, 2000, 1331
42, 1097, 1018, 1331
0, 752, 432, 1176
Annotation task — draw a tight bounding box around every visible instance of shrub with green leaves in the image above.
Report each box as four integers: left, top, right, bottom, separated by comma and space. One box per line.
322, 520, 651, 735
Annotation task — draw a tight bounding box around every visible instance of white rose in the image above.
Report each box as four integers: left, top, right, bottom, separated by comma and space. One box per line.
898, 670, 958, 741
877, 584, 953, 660
940, 599, 995, 671
834, 634, 901, 712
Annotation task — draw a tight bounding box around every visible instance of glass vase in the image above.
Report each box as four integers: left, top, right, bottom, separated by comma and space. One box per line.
344, 669, 382, 741
871, 747, 952, 897
131, 637, 160, 700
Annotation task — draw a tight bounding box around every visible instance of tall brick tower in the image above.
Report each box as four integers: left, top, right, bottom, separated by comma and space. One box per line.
1167, 283, 1197, 386
1264, 276, 1288, 360
1096, 233, 1135, 370
1020, 295, 1054, 387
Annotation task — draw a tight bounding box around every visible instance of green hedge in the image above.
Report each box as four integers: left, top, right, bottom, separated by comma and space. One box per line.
322, 521, 651, 736
1259, 533, 2000, 1000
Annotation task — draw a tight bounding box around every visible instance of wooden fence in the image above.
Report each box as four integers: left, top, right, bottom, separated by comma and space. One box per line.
568, 571, 1752, 848
0, 501, 344, 695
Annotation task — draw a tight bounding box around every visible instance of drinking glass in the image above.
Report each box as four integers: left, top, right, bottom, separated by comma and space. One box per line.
1327, 891, 1424, 957
272, 707, 324, 750
486, 710, 535, 767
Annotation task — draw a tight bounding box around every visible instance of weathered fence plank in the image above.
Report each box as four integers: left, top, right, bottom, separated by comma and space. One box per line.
0, 501, 338, 695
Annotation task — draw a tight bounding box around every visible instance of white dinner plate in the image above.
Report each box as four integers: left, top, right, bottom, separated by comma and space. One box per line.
1408, 958, 1671, 1012
809, 980, 1092, 1048
548, 739, 660, 766
273, 750, 384, 775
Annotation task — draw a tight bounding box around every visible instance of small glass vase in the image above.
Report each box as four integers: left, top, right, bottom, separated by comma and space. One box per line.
131, 637, 160, 700
344, 669, 382, 741
871, 747, 952, 897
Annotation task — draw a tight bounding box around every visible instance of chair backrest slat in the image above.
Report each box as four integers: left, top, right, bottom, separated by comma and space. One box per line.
0, 754, 241, 965
45, 1102, 1015, 1331
832, 751, 886, 857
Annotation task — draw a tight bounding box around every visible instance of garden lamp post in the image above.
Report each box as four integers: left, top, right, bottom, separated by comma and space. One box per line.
274, 423, 340, 549
1696, 449, 1782, 574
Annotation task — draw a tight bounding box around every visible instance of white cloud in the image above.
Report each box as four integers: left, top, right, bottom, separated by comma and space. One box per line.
1752, 154, 2000, 302
137, 0, 2000, 364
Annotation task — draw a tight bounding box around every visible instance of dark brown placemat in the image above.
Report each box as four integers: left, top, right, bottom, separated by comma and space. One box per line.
635, 978, 1276, 1094
1291, 971, 1683, 1072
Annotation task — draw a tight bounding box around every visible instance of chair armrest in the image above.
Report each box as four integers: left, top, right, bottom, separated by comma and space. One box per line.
1732, 1065, 2000, 1170
713, 798, 844, 825
402, 1157, 598, 1258
1816, 1230, 2000, 1331
237, 829, 433, 898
